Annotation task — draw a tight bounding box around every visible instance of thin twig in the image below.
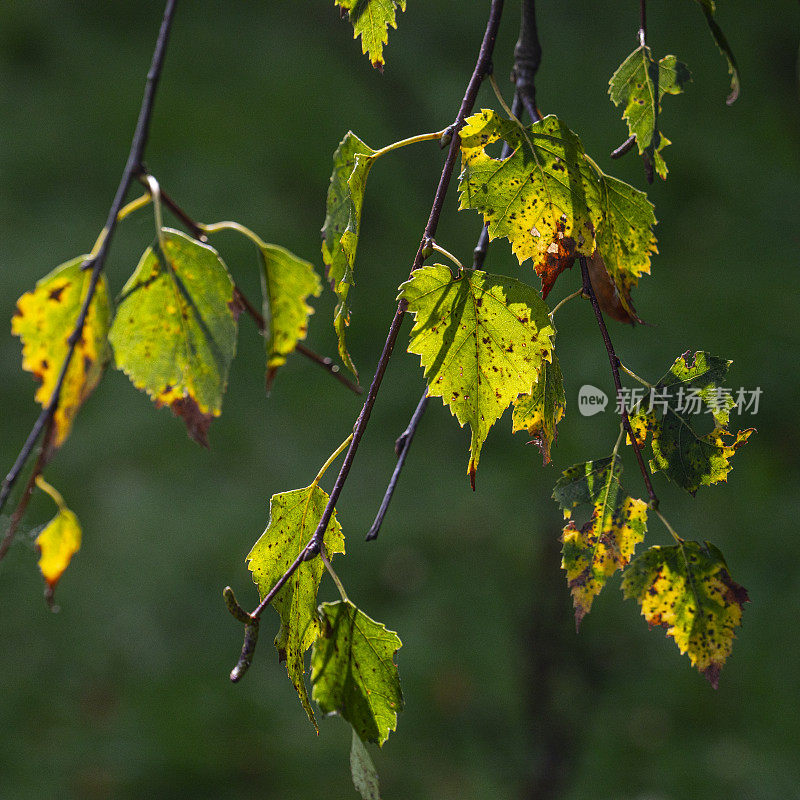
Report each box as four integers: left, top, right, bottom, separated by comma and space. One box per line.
230, 0, 507, 681
579, 256, 658, 509
0, 0, 178, 523
365, 390, 429, 541
232, 285, 362, 396
512, 0, 542, 122
639, 0, 647, 47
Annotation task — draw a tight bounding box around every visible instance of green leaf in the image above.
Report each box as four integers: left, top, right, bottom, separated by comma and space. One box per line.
246, 484, 345, 730
311, 600, 403, 745
12, 256, 112, 448
108, 229, 237, 447
553, 455, 648, 627
399, 265, 555, 486
628, 351, 755, 494
622, 541, 748, 687
258, 243, 322, 387
690, 0, 740, 104
350, 727, 382, 800
335, 0, 406, 69
458, 109, 657, 317
512, 353, 565, 465
321, 131, 377, 378
608, 46, 691, 179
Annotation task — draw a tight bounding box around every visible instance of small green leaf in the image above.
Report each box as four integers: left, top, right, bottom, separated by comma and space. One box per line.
108, 229, 237, 447
311, 600, 403, 745
399, 265, 555, 485
335, 0, 406, 69
350, 727, 382, 800
247, 485, 345, 730
608, 46, 691, 179
553, 456, 647, 627
512, 353, 565, 465
321, 131, 377, 378
629, 351, 754, 494
458, 109, 657, 317
258, 244, 322, 387
12, 256, 112, 448
690, 0, 740, 104
622, 541, 748, 687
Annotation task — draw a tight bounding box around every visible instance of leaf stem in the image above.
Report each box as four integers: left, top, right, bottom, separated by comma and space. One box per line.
655, 507, 683, 545
89, 193, 154, 257
489, 72, 517, 121
143, 173, 167, 250
313, 434, 354, 487
371, 129, 449, 159
200, 220, 268, 250
0, 0, 178, 521
320, 547, 349, 603
579, 256, 659, 510
619, 362, 653, 388
34, 475, 67, 512
428, 241, 464, 271
548, 288, 584, 319
230, 0, 507, 680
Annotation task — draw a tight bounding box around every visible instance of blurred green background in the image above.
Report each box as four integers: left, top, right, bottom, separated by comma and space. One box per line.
1, 2, 798, 798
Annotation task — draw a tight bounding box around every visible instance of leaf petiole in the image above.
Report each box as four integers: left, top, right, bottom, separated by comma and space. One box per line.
142, 174, 167, 251
427, 241, 464, 271
199, 220, 268, 250
370, 128, 449, 159
619, 362, 653, 388
655, 507, 683, 545
320, 546, 349, 603
548, 288, 584, 319
313, 434, 354, 487
34, 475, 67, 513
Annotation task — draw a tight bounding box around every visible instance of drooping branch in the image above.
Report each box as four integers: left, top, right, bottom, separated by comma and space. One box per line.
579, 256, 658, 509
229, 0, 507, 681
0, 0, 179, 524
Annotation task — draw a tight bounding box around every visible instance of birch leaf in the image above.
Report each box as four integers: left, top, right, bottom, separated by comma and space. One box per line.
553, 455, 647, 627
34, 477, 82, 597
321, 131, 377, 378
335, 0, 406, 69
108, 229, 237, 447
399, 265, 555, 486
512, 353, 565, 465
12, 255, 112, 449
259, 244, 321, 387
690, 0, 740, 104
458, 110, 656, 317
622, 541, 748, 687
246, 485, 345, 730
350, 728, 381, 799
311, 600, 403, 745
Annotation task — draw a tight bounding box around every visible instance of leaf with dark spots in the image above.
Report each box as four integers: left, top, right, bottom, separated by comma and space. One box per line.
399, 265, 555, 483
108, 229, 237, 445
622, 541, 748, 686
512, 353, 565, 464
12, 255, 112, 448
335, 0, 406, 69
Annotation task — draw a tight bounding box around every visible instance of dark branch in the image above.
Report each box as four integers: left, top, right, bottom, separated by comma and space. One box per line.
365, 391, 428, 541
0, 0, 178, 524
230, 0, 507, 681
512, 0, 542, 122
579, 256, 658, 509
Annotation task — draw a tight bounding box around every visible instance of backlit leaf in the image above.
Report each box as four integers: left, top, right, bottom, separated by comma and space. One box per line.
12, 255, 112, 448
627, 351, 754, 494
321, 131, 377, 378
35, 496, 81, 594
512, 353, 565, 465
350, 725, 381, 799
259, 244, 321, 387
399, 265, 555, 486
335, 0, 406, 69
247, 485, 345, 730
553, 455, 647, 627
311, 600, 403, 745
690, 0, 740, 104
622, 541, 748, 687
608, 46, 691, 179
108, 229, 237, 447
458, 110, 657, 316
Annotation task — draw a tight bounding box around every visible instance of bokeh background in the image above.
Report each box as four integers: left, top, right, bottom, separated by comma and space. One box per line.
1, 2, 798, 798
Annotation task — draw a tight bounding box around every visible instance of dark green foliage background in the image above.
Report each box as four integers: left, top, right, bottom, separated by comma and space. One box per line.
1, 2, 798, 798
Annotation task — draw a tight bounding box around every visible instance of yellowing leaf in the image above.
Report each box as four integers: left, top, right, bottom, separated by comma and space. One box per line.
512, 353, 565, 465
246, 485, 345, 730
321, 131, 377, 378
608, 46, 691, 179
311, 600, 403, 745
622, 541, 748, 687
399, 265, 555, 486
458, 110, 657, 316
34, 476, 81, 596
259, 244, 322, 387
108, 229, 238, 447
12, 256, 112, 448
336, 0, 406, 69
552, 456, 647, 627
